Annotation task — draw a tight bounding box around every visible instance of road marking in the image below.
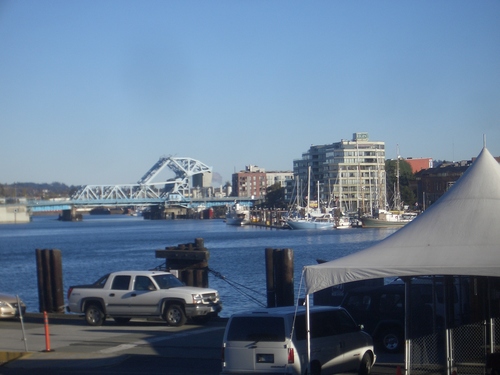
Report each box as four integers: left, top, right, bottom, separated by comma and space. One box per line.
98, 326, 223, 354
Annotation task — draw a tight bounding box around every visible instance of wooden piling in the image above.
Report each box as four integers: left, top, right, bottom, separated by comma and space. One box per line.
35, 249, 65, 313
265, 248, 294, 307
265, 248, 276, 307
281, 248, 294, 306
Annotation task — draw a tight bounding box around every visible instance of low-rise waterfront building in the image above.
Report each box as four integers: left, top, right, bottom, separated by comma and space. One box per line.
414, 155, 500, 208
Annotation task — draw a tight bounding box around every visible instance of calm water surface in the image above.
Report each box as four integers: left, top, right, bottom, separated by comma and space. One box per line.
0, 215, 396, 317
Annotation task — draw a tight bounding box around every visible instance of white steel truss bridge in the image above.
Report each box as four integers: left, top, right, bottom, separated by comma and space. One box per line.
70, 156, 213, 208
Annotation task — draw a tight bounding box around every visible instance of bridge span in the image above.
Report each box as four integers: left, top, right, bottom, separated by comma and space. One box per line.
27, 156, 260, 214
28, 196, 259, 213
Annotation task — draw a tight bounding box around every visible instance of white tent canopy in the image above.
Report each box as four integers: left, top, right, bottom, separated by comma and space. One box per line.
304, 147, 500, 295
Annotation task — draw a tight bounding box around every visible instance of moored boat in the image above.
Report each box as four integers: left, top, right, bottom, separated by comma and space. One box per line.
335, 216, 352, 229
286, 214, 335, 230
225, 203, 250, 226
361, 209, 417, 228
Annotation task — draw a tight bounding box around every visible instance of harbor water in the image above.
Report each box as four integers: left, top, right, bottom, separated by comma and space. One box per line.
0, 215, 397, 317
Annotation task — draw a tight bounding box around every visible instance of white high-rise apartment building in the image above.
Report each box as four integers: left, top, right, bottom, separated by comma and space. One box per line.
293, 133, 386, 214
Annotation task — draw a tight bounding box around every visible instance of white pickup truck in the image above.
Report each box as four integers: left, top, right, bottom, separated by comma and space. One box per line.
66, 270, 222, 327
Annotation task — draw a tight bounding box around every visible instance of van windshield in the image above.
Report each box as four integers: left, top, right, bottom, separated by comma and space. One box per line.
227, 316, 286, 342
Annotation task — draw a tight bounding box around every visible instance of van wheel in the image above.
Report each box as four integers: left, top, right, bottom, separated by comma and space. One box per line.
164, 304, 187, 326
380, 328, 402, 352
309, 360, 321, 375
85, 304, 105, 326
359, 352, 372, 375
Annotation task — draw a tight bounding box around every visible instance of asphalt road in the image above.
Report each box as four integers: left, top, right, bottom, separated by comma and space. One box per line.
0, 313, 403, 375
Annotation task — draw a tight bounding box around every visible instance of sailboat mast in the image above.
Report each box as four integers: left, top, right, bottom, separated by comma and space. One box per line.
317, 181, 320, 213
395, 145, 401, 210
339, 168, 343, 212
306, 166, 311, 213
369, 168, 373, 216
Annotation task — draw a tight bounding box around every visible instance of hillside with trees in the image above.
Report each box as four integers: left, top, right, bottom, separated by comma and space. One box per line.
0, 182, 80, 202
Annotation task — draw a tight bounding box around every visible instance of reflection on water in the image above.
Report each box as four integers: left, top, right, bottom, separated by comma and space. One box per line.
0, 215, 396, 317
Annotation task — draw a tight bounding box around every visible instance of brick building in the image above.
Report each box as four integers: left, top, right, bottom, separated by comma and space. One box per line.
405, 158, 433, 173
415, 161, 471, 208
231, 166, 267, 198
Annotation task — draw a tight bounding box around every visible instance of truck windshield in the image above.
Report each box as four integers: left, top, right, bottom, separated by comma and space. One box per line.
152, 274, 185, 289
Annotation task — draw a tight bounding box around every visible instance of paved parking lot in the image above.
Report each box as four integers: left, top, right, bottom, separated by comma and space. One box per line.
0, 313, 402, 375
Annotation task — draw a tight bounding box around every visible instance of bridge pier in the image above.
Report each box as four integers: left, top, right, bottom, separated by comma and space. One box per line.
59, 207, 82, 221
142, 205, 166, 220
0, 205, 30, 224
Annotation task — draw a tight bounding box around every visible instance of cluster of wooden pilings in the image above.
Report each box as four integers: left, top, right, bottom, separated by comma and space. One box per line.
250, 209, 288, 228
155, 238, 210, 288
35, 249, 65, 313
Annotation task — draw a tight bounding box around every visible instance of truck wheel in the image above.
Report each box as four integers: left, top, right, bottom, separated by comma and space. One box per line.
85, 304, 105, 326
358, 352, 372, 375
164, 304, 187, 327
380, 329, 402, 353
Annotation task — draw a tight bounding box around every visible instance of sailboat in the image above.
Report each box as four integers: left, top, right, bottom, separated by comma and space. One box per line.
361, 146, 417, 228
286, 167, 335, 230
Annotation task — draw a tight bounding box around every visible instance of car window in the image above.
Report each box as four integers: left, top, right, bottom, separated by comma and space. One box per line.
111, 275, 131, 290
227, 316, 285, 342
134, 276, 155, 291
153, 274, 184, 289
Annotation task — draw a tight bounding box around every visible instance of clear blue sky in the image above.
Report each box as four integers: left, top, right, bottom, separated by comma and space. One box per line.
1, 1, 499, 186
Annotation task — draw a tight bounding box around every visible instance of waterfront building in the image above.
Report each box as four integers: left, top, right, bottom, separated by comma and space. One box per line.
413, 155, 500, 209
293, 133, 386, 215
192, 171, 213, 190
265, 171, 294, 188
231, 166, 267, 198
405, 157, 433, 173
414, 160, 471, 208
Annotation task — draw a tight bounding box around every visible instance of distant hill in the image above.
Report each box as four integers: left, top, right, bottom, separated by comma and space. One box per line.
0, 182, 81, 200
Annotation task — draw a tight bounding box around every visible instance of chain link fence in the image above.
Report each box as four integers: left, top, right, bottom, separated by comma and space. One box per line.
406, 277, 500, 375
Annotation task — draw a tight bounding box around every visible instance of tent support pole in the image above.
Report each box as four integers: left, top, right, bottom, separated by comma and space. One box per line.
488, 278, 494, 355
306, 294, 311, 375
404, 277, 411, 375
444, 276, 454, 375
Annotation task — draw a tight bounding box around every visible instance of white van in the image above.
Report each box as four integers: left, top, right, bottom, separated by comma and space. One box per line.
221, 305, 376, 375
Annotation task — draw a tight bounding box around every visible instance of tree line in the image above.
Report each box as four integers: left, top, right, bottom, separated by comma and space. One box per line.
0, 182, 80, 202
